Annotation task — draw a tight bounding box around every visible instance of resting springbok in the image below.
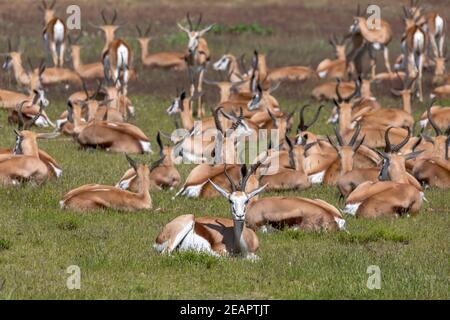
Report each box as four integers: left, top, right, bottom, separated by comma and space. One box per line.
136, 24, 186, 71
413, 105, 450, 188
316, 34, 350, 79
349, 4, 393, 78
178, 12, 214, 117
66, 100, 151, 154
28, 58, 83, 89
154, 164, 264, 260
258, 136, 314, 191
334, 80, 409, 148
343, 128, 424, 218
117, 132, 181, 191
9, 103, 62, 179
68, 34, 104, 80
0, 104, 57, 186
419, 98, 450, 130
40, 0, 66, 67
60, 155, 152, 212
0, 87, 53, 127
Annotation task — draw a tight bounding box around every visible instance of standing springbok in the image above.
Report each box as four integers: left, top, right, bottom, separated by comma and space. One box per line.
154, 164, 264, 260
60, 155, 152, 212
401, 8, 428, 102
103, 38, 132, 95
178, 12, 215, 117
349, 4, 393, 78
136, 24, 186, 71
40, 0, 66, 67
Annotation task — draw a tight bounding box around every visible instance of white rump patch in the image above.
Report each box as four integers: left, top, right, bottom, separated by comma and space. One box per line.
419, 119, 428, 128
182, 182, 207, 198
117, 44, 129, 68
139, 140, 152, 153
435, 15, 444, 35
116, 175, 135, 190
54, 20, 65, 42
318, 70, 328, 78
308, 170, 325, 184
49, 163, 62, 178
413, 31, 425, 51
334, 217, 346, 230
343, 202, 361, 216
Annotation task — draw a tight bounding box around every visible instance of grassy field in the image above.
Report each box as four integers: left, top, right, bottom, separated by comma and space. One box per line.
0, 0, 449, 299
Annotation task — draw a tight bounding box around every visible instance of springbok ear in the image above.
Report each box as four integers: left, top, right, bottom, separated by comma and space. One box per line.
247, 183, 268, 199
177, 23, 190, 34
208, 179, 229, 199
199, 24, 215, 36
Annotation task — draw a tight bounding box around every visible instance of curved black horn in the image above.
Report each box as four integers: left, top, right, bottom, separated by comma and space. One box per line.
136, 25, 142, 37
186, 12, 193, 31
335, 79, 343, 102
150, 155, 166, 172
156, 131, 164, 157
111, 9, 117, 25
306, 105, 324, 129
126, 154, 138, 171
241, 159, 263, 192
427, 99, 442, 136
334, 125, 344, 146
101, 9, 108, 24
213, 107, 224, 133
224, 165, 237, 193
349, 123, 361, 146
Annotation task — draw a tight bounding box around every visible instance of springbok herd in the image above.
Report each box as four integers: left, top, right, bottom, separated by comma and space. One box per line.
0, 1, 449, 261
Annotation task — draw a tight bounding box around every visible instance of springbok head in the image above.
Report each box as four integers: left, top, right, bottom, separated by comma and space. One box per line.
349, 4, 365, 33
90, 9, 123, 44
177, 12, 214, 55
1, 39, 19, 71
220, 107, 253, 138
390, 72, 417, 99
376, 127, 422, 181
209, 163, 267, 221
402, 3, 423, 30
213, 54, 232, 71
38, 0, 57, 24
296, 104, 324, 145
422, 99, 450, 157
28, 59, 46, 92
327, 124, 365, 172
166, 90, 187, 115
331, 77, 361, 125
125, 154, 151, 186
329, 33, 350, 60
136, 23, 152, 43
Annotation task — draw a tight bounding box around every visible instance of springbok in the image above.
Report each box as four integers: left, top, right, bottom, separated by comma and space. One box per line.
178, 12, 214, 117
334, 80, 409, 148
343, 128, 424, 218
316, 34, 350, 79
413, 105, 450, 188
40, 0, 66, 67
10, 103, 62, 179
401, 8, 428, 102
258, 136, 314, 191
68, 34, 104, 80
103, 38, 132, 95
60, 155, 152, 212
0, 105, 56, 186
136, 24, 186, 71
154, 164, 264, 260
66, 100, 151, 154
117, 132, 181, 191
0, 88, 53, 127
349, 4, 393, 78
311, 77, 372, 101
430, 84, 450, 98
28, 59, 83, 89
90, 9, 122, 55
213, 53, 250, 83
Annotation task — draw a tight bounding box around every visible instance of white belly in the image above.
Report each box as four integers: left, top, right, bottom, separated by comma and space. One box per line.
419, 119, 428, 128
139, 140, 152, 153
182, 183, 206, 198
179, 230, 214, 254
